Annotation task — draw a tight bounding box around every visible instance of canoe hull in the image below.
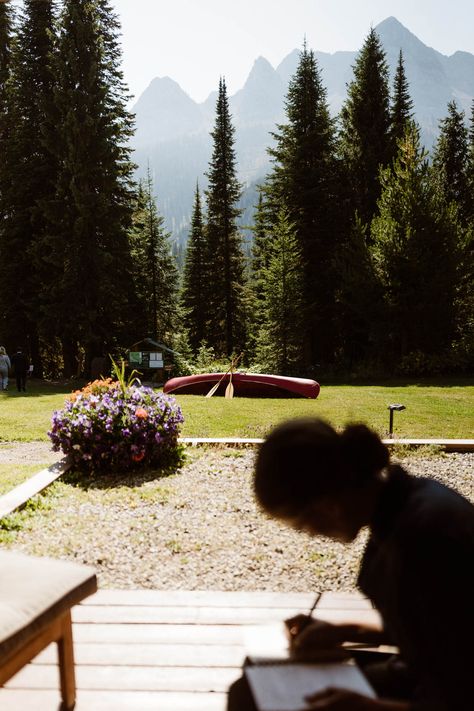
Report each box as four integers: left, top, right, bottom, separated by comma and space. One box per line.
163, 373, 320, 399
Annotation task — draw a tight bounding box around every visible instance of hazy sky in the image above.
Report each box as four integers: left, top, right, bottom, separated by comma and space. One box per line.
111, 1, 474, 104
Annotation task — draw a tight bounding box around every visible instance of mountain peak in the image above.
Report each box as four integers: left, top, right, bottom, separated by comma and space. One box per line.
375, 16, 430, 54
377, 16, 407, 31
139, 76, 194, 104
244, 56, 277, 85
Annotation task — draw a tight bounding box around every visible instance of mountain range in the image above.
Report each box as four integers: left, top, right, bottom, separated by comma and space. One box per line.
130, 16, 474, 247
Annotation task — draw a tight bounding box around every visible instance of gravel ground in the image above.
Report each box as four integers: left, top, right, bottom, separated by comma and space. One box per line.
0, 441, 63, 465
2, 446, 473, 592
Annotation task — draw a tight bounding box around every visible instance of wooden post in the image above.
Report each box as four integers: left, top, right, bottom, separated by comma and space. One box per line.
57, 611, 76, 710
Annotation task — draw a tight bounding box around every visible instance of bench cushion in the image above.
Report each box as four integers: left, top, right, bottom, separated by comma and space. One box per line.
0, 551, 97, 663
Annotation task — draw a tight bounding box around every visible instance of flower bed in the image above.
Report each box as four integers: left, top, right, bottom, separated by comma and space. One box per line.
49, 377, 184, 472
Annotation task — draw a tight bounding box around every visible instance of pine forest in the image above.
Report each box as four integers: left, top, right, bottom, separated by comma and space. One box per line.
0, 2, 473, 379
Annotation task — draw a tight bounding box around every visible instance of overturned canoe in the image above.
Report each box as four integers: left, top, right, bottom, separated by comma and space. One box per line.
163, 373, 320, 399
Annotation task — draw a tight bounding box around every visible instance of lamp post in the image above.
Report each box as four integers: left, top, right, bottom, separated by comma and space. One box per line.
388, 404, 406, 437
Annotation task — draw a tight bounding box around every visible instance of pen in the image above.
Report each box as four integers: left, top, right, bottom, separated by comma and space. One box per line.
308, 591, 322, 618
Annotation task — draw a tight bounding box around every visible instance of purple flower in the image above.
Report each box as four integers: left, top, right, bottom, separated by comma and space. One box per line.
47, 382, 184, 473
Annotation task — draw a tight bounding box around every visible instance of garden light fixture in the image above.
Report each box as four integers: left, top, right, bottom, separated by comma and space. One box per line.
388, 403, 406, 437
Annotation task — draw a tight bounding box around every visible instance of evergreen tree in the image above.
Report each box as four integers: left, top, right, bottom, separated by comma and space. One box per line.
41, 0, 136, 375
204, 77, 246, 356
0, 0, 13, 123
0, 0, 14, 226
181, 183, 208, 353
371, 122, 460, 360
130, 170, 179, 344
432, 101, 470, 223
468, 99, 474, 188
340, 28, 391, 227
390, 50, 413, 152
334, 215, 383, 369
0, 0, 57, 374
263, 43, 339, 369
255, 209, 304, 374
455, 101, 474, 366
247, 190, 272, 358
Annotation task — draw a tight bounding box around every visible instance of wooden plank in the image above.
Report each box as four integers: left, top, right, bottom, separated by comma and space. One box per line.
72, 622, 247, 644
72, 604, 312, 625
7, 663, 240, 693
384, 438, 474, 452
318, 592, 373, 610
316, 608, 381, 627
0, 458, 69, 519
84, 589, 316, 609
35, 642, 247, 667
0, 688, 228, 711
180, 437, 474, 452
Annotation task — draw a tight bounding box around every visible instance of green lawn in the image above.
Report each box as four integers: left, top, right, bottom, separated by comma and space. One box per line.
0, 462, 52, 496
0, 378, 472, 441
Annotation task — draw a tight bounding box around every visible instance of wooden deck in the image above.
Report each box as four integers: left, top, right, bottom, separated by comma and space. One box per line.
0, 589, 380, 710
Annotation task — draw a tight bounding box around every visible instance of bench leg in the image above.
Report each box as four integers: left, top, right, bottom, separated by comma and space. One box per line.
57, 611, 76, 710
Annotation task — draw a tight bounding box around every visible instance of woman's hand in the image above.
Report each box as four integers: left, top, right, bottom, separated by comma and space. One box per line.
284, 617, 350, 660
302, 688, 411, 710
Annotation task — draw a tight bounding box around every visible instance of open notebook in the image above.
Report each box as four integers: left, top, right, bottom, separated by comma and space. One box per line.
245, 660, 376, 711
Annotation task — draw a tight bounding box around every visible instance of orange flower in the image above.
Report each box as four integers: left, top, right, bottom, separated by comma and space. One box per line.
135, 407, 148, 419
132, 451, 145, 462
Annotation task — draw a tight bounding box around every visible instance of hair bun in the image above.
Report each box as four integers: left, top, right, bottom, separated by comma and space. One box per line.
341, 424, 389, 477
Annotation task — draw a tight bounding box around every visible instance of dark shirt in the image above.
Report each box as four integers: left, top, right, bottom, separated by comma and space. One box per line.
10, 352, 28, 375
358, 466, 474, 711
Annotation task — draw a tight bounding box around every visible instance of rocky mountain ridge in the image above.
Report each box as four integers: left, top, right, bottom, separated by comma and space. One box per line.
131, 16, 474, 245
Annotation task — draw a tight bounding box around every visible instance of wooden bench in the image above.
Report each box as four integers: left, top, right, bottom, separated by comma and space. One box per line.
0, 550, 97, 709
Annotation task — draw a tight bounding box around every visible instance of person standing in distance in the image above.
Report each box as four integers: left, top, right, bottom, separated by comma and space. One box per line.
10, 347, 29, 392
0, 346, 11, 391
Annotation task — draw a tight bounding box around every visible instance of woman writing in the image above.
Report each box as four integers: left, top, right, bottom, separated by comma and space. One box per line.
229, 418, 474, 710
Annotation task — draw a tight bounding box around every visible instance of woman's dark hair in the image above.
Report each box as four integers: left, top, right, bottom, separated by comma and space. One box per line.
254, 418, 389, 517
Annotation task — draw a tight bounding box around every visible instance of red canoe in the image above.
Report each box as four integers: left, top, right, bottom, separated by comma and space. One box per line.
163, 373, 320, 399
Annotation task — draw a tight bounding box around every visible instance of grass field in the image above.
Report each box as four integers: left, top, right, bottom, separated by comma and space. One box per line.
0, 378, 472, 441
0, 463, 52, 496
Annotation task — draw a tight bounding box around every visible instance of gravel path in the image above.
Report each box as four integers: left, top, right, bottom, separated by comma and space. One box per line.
0, 441, 63, 465
2, 447, 473, 592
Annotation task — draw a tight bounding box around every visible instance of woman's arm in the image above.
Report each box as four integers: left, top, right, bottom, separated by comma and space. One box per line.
285, 616, 388, 656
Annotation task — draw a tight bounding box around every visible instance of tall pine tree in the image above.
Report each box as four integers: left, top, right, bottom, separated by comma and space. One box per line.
262, 43, 339, 369
205, 77, 246, 356
468, 99, 474, 204
0, 0, 14, 226
181, 183, 208, 353
255, 209, 304, 375
130, 170, 179, 345
0, 0, 13, 131
371, 122, 460, 361
41, 0, 136, 375
340, 28, 391, 228
390, 50, 413, 153
247, 190, 271, 359
0, 0, 57, 374
432, 101, 470, 223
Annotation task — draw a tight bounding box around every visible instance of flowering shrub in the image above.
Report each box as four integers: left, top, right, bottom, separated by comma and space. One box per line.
49, 378, 184, 473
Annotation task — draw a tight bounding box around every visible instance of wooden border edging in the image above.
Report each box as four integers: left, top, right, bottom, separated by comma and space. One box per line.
180, 437, 474, 452
383, 438, 474, 452
0, 457, 70, 520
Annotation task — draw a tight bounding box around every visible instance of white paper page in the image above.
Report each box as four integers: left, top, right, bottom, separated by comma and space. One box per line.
245, 662, 375, 711
243, 623, 289, 660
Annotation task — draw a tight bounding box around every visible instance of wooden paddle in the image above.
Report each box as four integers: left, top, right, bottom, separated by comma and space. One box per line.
205, 353, 242, 398
225, 366, 234, 399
